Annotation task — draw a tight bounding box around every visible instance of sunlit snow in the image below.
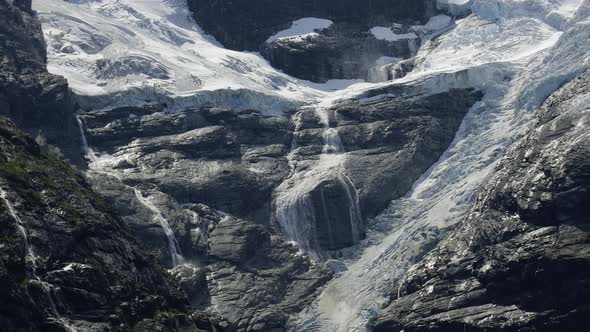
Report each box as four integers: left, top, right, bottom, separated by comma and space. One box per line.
266, 17, 333, 43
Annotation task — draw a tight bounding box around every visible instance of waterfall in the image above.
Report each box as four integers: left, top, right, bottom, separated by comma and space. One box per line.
0, 188, 37, 269
274, 107, 363, 260
0, 188, 78, 332
133, 188, 185, 267
77, 114, 184, 268
75, 115, 97, 161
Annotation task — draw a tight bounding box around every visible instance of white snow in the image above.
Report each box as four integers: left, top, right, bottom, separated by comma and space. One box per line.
369, 27, 418, 41
472, 0, 585, 29
266, 17, 333, 43
33, 0, 330, 113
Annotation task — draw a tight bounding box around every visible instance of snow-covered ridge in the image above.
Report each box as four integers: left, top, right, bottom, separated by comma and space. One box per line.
33, 0, 352, 113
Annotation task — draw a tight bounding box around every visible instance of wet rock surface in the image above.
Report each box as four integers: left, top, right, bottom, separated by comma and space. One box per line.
0, 118, 196, 331
88, 168, 332, 331
0, 0, 82, 164
373, 70, 590, 332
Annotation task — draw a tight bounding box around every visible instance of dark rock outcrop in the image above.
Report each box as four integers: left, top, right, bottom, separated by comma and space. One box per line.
0, 117, 197, 331
260, 24, 416, 82
0, 0, 82, 164
87, 167, 332, 331
188, 0, 436, 51
373, 70, 590, 332
334, 87, 482, 218
207, 217, 332, 331
188, 0, 438, 82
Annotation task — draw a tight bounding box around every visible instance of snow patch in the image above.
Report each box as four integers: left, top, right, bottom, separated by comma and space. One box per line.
411, 14, 453, 35
266, 18, 333, 43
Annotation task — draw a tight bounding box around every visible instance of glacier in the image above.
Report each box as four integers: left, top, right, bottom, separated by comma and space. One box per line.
31, 0, 590, 331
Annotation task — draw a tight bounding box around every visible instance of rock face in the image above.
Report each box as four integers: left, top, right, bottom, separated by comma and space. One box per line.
88, 171, 332, 331
0, 0, 82, 164
187, 0, 440, 82
373, 70, 590, 331
259, 24, 416, 82
333, 86, 482, 218
207, 217, 333, 331
0, 118, 197, 332
79, 83, 480, 258
188, 0, 436, 51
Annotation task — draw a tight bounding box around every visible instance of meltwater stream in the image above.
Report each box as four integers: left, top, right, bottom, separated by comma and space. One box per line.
274, 107, 362, 260
133, 188, 185, 267
76, 114, 185, 267
75, 115, 97, 161
0, 188, 78, 332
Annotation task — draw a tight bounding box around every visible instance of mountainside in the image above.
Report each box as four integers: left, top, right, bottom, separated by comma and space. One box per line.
375, 68, 590, 332
0, 116, 199, 331
1, 0, 589, 331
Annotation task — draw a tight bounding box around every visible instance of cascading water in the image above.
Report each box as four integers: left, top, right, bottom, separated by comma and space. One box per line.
78, 114, 185, 268
75, 115, 97, 161
133, 188, 185, 267
274, 106, 363, 260
0, 187, 77, 332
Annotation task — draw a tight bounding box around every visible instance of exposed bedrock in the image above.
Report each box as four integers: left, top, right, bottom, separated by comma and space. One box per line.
187, 0, 442, 82
188, 0, 437, 51
259, 24, 415, 83
88, 171, 332, 331
310, 176, 361, 251
373, 70, 590, 332
0, 0, 83, 164
0, 117, 197, 331
80, 84, 481, 258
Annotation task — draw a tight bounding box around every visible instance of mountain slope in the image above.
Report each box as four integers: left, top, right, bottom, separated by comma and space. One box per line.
33, 0, 331, 112
0, 116, 200, 331
2, 0, 588, 331
374, 67, 590, 332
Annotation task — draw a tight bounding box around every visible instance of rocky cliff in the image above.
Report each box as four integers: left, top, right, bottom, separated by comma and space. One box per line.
3, 0, 589, 331
187, 0, 444, 82
0, 0, 82, 164
373, 69, 590, 332
0, 117, 201, 331
78, 84, 480, 258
